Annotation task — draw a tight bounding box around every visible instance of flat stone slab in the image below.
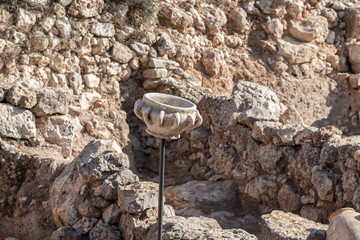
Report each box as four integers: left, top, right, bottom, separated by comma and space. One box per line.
260, 210, 327, 240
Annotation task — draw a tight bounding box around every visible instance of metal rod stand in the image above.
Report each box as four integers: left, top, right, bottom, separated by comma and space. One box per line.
158, 139, 166, 240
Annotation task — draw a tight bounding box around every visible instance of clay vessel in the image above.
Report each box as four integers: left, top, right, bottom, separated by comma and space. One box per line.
327, 207, 360, 240
134, 93, 203, 139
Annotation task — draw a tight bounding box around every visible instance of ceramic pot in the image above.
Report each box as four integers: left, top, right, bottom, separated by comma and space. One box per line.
134, 93, 203, 139
327, 208, 360, 240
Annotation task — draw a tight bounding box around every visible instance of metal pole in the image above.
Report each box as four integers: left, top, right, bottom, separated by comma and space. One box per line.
158, 138, 166, 240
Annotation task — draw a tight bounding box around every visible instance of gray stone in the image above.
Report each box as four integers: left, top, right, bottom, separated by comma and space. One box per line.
26, 0, 50, 8
50, 140, 123, 227
0, 88, 5, 101
245, 176, 278, 201
233, 81, 280, 125
322, 8, 338, 28
148, 58, 179, 69
165, 180, 236, 213
256, 0, 286, 17
289, 16, 328, 43
84, 74, 100, 88
50, 227, 83, 240
102, 203, 121, 224
228, 8, 250, 33
89, 221, 121, 240
68, 72, 83, 95
42, 17, 55, 32
260, 210, 327, 240
16, 8, 36, 32
60, 0, 73, 6
158, 4, 193, 32
69, 0, 104, 18
31, 88, 72, 117
205, 8, 227, 35
72, 217, 98, 234
332, 2, 345, 11
91, 23, 115, 37
92, 38, 110, 55
277, 38, 318, 64
79, 152, 130, 182
130, 42, 150, 55
0, 104, 36, 139
6, 85, 37, 109
118, 181, 159, 213
311, 165, 333, 201
157, 32, 175, 56
55, 18, 72, 38
37, 115, 75, 158
32, 31, 49, 51
143, 68, 168, 79
277, 184, 302, 212
112, 42, 135, 63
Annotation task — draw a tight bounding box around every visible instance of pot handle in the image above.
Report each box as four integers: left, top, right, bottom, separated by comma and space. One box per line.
134, 99, 144, 120
193, 110, 203, 129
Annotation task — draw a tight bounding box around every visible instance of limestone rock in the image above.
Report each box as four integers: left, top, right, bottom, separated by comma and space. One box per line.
0, 104, 36, 139
16, 8, 36, 32
50, 227, 83, 240
37, 115, 75, 158
233, 81, 280, 125
349, 44, 360, 73
118, 181, 158, 213
89, 221, 121, 240
148, 58, 179, 70
91, 23, 115, 37
50, 140, 123, 227
31, 88, 72, 117
256, 0, 286, 17
143, 68, 168, 79
345, 7, 360, 39
157, 32, 175, 56
6, 85, 37, 109
55, 18, 72, 38
205, 8, 227, 35
202, 49, 222, 76
69, 0, 104, 18
84, 74, 100, 88
289, 16, 328, 43
277, 38, 318, 64
79, 152, 130, 183
277, 184, 302, 212
112, 42, 135, 63
311, 165, 333, 201
265, 18, 283, 39
26, 0, 50, 8
245, 176, 278, 201
68, 72, 84, 95
260, 210, 327, 240
322, 8, 338, 28
32, 31, 49, 52
92, 38, 110, 55
158, 4, 193, 32
72, 217, 98, 234
349, 74, 360, 89
228, 8, 250, 33
130, 42, 150, 55
165, 181, 236, 212
102, 204, 121, 224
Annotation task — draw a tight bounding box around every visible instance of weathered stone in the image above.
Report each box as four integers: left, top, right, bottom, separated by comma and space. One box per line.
322, 8, 338, 28
55, 18, 72, 38
265, 18, 283, 39
91, 23, 115, 37
92, 38, 110, 55
112, 42, 135, 63
6, 85, 37, 109
165, 180, 236, 212
289, 16, 328, 43
256, 0, 286, 17
277, 184, 302, 212
233, 81, 280, 125
311, 165, 333, 201
102, 203, 121, 224
72, 217, 98, 235
31, 88, 71, 117
37, 115, 75, 158
118, 181, 158, 213
32, 31, 49, 52
59, 0, 72, 6
205, 8, 227, 35
157, 32, 175, 56
277, 38, 318, 64
49, 52, 65, 73
345, 7, 360, 39
158, 4, 193, 32
106, 62, 121, 75
280, 107, 304, 126
16, 8, 36, 32
50, 227, 83, 240
42, 17, 55, 32
286, 2, 302, 18
84, 74, 100, 88
89, 221, 121, 240
349, 74, 360, 89
50, 140, 123, 227
69, 0, 104, 18
0, 104, 36, 139
202, 49, 222, 76
228, 8, 250, 33
148, 58, 179, 70
349, 44, 360, 73
327, 55, 349, 72
143, 68, 168, 79
130, 42, 150, 55
245, 176, 278, 201
26, 0, 50, 8
260, 210, 327, 240
68, 72, 83, 95
79, 152, 130, 182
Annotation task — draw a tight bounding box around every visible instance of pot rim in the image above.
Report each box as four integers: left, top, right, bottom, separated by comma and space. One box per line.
329, 207, 355, 223
143, 92, 196, 112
